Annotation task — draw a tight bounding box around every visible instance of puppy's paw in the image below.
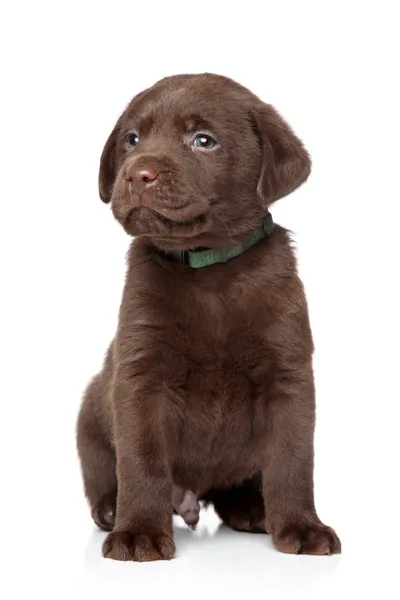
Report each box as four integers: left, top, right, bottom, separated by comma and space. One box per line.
102, 530, 175, 562
102, 531, 133, 561
207, 476, 266, 534
223, 508, 266, 533
92, 492, 116, 532
273, 522, 341, 555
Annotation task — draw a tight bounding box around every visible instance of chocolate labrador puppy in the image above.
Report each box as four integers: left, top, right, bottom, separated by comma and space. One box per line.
76, 73, 341, 561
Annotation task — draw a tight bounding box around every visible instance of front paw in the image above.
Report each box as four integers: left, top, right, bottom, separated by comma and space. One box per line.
273, 522, 341, 555
102, 530, 175, 562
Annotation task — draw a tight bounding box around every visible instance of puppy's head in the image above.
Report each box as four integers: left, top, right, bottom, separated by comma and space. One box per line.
99, 74, 311, 250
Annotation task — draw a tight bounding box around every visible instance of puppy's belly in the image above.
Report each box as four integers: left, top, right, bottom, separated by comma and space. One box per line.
171, 368, 264, 492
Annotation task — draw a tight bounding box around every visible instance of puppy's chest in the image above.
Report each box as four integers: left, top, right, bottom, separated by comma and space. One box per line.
151, 281, 273, 401
167, 320, 270, 478
169, 305, 271, 428
129, 273, 274, 427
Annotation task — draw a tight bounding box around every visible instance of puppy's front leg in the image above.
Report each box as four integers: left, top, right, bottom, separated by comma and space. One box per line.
102, 375, 175, 562
261, 361, 341, 555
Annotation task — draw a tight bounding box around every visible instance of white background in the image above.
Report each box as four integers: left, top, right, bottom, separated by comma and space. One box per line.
1, 1, 399, 598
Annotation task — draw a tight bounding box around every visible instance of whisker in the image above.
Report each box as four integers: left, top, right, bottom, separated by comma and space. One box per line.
213, 211, 234, 241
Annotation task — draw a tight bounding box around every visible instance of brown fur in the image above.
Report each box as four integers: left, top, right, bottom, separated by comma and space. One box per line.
76, 73, 341, 561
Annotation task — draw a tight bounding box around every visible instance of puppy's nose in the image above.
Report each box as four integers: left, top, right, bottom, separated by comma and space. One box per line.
124, 166, 159, 192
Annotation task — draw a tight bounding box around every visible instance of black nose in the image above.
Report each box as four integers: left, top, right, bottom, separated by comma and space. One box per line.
124, 166, 159, 192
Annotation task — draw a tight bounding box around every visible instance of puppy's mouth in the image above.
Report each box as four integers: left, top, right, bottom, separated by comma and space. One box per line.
123, 206, 209, 239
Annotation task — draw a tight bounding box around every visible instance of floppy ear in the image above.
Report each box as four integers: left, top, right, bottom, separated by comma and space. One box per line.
98, 115, 123, 203
252, 102, 311, 206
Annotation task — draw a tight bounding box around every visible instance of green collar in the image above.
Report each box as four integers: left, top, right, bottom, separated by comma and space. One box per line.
162, 212, 274, 269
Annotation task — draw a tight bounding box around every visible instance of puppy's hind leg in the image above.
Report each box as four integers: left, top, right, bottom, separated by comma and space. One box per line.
77, 374, 117, 531
203, 475, 266, 533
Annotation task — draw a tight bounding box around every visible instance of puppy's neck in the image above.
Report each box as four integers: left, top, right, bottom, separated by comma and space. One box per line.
159, 212, 274, 269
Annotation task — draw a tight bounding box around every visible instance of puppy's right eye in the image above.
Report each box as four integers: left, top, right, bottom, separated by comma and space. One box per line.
125, 134, 139, 148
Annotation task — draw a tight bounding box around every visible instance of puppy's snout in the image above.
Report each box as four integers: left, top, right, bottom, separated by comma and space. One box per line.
124, 165, 159, 192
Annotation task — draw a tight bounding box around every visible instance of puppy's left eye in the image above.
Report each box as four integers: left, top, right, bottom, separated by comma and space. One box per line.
193, 134, 217, 149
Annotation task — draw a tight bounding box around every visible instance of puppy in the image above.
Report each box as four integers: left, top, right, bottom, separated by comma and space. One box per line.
77, 73, 341, 561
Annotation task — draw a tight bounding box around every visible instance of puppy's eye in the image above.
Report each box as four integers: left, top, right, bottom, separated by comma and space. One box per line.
193, 134, 216, 150
125, 133, 139, 148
